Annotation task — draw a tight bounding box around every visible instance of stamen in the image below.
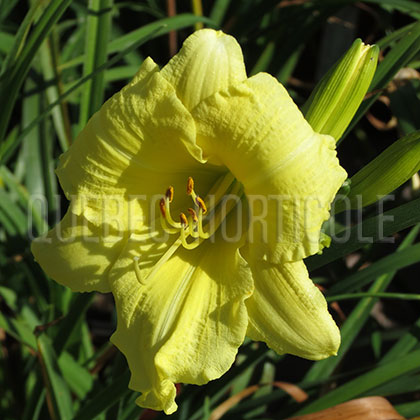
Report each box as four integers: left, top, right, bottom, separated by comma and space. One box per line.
161, 189, 181, 229
187, 177, 194, 195
154, 173, 242, 257
197, 208, 210, 239
166, 186, 174, 202
180, 212, 188, 227
187, 176, 199, 204
196, 196, 207, 214
187, 208, 198, 223
160, 206, 179, 234
187, 208, 199, 238
180, 223, 202, 250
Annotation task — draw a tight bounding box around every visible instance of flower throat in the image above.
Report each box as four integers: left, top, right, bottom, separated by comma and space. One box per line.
133, 171, 243, 285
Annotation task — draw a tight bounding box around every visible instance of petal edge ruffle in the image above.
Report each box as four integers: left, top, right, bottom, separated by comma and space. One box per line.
193, 72, 347, 262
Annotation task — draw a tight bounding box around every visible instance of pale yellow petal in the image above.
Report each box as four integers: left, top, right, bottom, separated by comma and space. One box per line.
32, 165, 230, 293
31, 209, 126, 292
246, 258, 340, 360
161, 29, 247, 110
193, 73, 347, 262
46, 55, 223, 258
33, 67, 222, 291
58, 57, 208, 204
109, 234, 253, 414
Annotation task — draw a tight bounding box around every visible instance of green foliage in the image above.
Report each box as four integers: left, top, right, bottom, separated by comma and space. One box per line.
1, 1, 420, 419
341, 131, 420, 210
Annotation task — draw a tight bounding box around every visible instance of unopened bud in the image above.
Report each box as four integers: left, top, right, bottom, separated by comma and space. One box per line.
303, 39, 379, 141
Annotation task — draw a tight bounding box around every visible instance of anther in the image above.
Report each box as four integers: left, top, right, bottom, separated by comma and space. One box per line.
165, 186, 174, 202
196, 196, 207, 214
187, 208, 198, 223
159, 198, 166, 217
180, 212, 188, 227
187, 177, 194, 195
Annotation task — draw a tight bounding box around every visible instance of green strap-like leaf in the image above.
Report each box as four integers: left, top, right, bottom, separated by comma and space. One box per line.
328, 241, 420, 295
36, 334, 74, 420
380, 316, 420, 364
335, 131, 420, 211
295, 349, 420, 415
52, 292, 94, 355
307, 197, 420, 271
73, 369, 131, 420
0, 0, 73, 142
78, 0, 113, 129
304, 224, 420, 382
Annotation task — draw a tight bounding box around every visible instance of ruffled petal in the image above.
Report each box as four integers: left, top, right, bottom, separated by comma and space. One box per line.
32, 56, 226, 293
161, 29, 247, 111
109, 234, 253, 414
192, 73, 347, 262
246, 258, 340, 360
31, 209, 126, 292
57, 57, 209, 206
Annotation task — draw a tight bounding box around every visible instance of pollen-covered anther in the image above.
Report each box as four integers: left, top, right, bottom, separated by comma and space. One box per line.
187, 177, 194, 195
160, 173, 237, 249
187, 208, 198, 223
196, 196, 207, 214
165, 186, 174, 202
180, 212, 189, 227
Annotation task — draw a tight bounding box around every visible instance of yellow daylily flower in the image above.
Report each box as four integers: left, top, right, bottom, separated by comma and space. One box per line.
32, 29, 347, 414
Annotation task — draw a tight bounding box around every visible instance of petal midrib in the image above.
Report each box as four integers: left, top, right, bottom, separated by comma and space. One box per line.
244, 133, 319, 191
153, 250, 204, 345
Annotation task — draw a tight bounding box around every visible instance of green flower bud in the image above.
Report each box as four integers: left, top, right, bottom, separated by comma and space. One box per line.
303, 39, 379, 141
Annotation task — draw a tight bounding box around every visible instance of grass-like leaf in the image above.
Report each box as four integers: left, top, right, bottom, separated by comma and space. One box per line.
78, 0, 113, 129
0, 0, 73, 142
